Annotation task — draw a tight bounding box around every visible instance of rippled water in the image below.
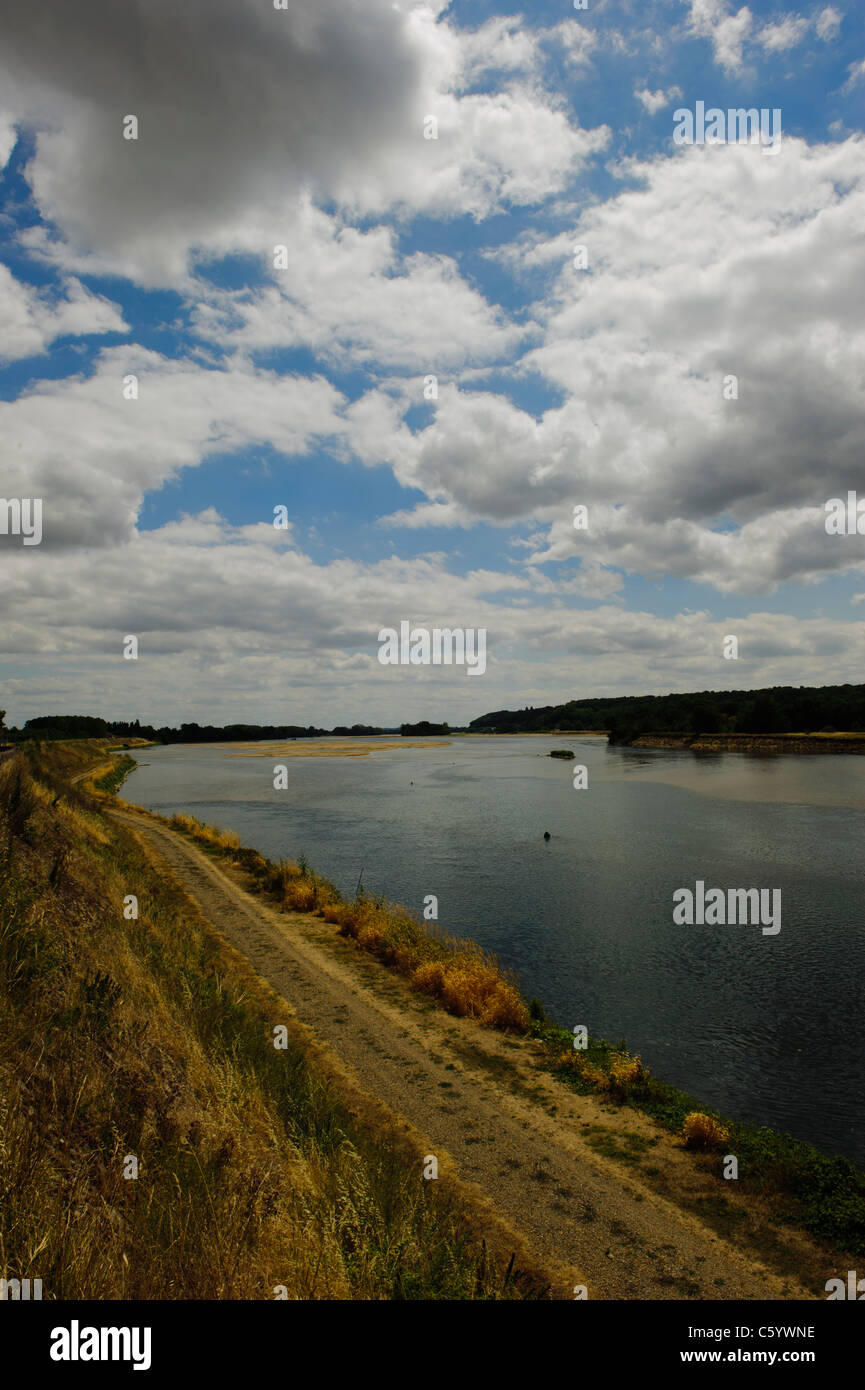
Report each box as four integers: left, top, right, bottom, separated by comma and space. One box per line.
122, 736, 865, 1163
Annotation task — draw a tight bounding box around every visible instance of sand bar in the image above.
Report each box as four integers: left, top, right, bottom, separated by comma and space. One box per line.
218, 740, 450, 758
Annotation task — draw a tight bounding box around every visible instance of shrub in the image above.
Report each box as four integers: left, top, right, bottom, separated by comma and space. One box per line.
412, 961, 446, 996
608, 1053, 650, 1098
682, 1111, 730, 1150
285, 881, 317, 912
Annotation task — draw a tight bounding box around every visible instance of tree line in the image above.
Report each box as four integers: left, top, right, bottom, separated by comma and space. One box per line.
468, 684, 865, 742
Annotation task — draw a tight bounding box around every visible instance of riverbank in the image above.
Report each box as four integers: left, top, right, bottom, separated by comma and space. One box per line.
7, 740, 863, 1297
623, 733, 865, 754
0, 742, 549, 1299
91, 744, 865, 1275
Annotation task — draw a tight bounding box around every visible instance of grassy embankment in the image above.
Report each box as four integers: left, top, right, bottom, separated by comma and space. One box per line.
0, 742, 549, 1300
99, 758, 865, 1264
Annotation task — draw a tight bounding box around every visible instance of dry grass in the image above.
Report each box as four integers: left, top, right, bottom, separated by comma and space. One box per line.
169, 813, 241, 851
682, 1112, 731, 1151
319, 896, 529, 1032
163, 813, 531, 1034
0, 748, 545, 1300
559, 1047, 651, 1101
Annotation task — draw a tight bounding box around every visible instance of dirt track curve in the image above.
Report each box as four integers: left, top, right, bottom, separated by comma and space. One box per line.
111, 806, 816, 1301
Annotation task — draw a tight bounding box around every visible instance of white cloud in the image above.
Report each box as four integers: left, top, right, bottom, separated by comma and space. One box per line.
362, 137, 865, 594
0, 347, 347, 547
688, 0, 845, 68
0, 266, 127, 363
758, 16, 811, 52
0, 112, 17, 169
188, 200, 526, 371
635, 86, 684, 114
544, 20, 599, 70
815, 6, 843, 41
4, 510, 863, 725
1, 0, 606, 287
687, 0, 754, 73
843, 57, 865, 91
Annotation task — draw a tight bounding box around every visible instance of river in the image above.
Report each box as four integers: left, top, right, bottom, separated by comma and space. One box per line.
121, 735, 865, 1164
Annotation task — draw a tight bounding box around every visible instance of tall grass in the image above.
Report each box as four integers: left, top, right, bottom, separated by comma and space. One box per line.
0, 749, 547, 1300
165, 813, 530, 1034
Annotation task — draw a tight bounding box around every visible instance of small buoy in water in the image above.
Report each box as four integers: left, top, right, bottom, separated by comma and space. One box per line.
543, 830, 551, 841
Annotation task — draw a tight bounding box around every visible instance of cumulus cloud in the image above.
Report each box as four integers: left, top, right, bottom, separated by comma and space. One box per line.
3, 0, 863, 724
687, 0, 754, 73
188, 201, 526, 371
0, 347, 347, 547
0, 266, 126, 363
1, 0, 606, 286
635, 86, 684, 114
366, 137, 865, 593
4, 510, 864, 725
688, 0, 844, 68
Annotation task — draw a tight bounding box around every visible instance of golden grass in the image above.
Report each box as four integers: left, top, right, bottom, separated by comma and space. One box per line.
169, 813, 241, 850
323, 900, 529, 1032
163, 813, 530, 1034
562, 1049, 650, 1100
0, 748, 546, 1300
682, 1111, 731, 1151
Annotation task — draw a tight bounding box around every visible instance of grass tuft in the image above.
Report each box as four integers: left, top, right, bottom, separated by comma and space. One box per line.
682, 1111, 731, 1151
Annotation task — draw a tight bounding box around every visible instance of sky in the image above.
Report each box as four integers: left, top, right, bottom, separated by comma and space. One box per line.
1, 0, 864, 728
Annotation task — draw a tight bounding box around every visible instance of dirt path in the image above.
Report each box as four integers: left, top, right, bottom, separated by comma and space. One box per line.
111, 807, 819, 1301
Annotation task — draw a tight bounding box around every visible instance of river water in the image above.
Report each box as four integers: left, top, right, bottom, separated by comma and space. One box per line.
122, 735, 865, 1164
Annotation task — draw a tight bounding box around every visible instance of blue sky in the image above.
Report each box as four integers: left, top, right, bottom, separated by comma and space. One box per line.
1, 0, 864, 727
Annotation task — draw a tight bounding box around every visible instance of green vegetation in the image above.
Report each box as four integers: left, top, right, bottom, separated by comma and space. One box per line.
10, 678, 863, 749
470, 682, 865, 741
0, 744, 547, 1300
92, 754, 137, 795
533, 1016, 865, 1257
7, 715, 329, 744
331, 724, 387, 736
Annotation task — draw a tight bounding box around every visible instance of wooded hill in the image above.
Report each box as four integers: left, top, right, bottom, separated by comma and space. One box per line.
469, 684, 865, 742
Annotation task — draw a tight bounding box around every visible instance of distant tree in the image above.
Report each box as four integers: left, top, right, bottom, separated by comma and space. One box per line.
738, 694, 783, 734
697, 705, 722, 734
